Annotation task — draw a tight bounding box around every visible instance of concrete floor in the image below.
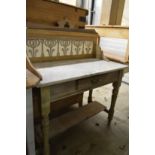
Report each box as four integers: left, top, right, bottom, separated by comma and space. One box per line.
51, 82, 129, 155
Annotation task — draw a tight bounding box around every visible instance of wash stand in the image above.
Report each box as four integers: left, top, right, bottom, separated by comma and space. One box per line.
27, 28, 127, 155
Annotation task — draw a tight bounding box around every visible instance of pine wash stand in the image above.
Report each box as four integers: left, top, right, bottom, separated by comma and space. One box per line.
26, 28, 127, 155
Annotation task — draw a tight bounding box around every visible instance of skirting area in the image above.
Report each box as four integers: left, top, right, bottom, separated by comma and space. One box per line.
50, 83, 129, 155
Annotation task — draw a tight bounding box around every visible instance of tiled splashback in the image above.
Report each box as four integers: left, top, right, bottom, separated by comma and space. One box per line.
26, 39, 94, 58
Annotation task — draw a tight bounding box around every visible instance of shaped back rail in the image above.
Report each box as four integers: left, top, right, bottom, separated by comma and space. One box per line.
27, 28, 101, 63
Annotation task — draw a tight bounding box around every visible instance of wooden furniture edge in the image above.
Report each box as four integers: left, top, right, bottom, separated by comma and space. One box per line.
44, 0, 88, 14
26, 56, 42, 88
86, 25, 129, 29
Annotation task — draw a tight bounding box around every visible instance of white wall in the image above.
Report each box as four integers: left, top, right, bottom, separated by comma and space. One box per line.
82, 0, 103, 25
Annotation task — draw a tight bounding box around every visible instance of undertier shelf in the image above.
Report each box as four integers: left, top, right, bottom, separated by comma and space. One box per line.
50, 101, 107, 137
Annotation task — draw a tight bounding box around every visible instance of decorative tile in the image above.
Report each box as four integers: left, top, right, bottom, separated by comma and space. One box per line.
72, 40, 83, 55
44, 39, 58, 57
26, 38, 94, 58
84, 41, 93, 54
59, 40, 71, 56
26, 39, 42, 57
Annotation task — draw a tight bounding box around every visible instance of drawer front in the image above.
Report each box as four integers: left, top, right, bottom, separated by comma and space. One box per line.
50, 71, 119, 101
91, 71, 119, 88
78, 71, 119, 90
78, 78, 92, 90
51, 81, 76, 101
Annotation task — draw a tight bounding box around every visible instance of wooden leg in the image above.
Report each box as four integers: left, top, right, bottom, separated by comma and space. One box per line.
88, 89, 93, 103
108, 71, 123, 125
78, 93, 83, 107
40, 87, 51, 155
78, 100, 83, 107
26, 89, 36, 155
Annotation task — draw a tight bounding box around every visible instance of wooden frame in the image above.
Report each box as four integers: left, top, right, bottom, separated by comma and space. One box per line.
26, 27, 127, 155
33, 63, 126, 155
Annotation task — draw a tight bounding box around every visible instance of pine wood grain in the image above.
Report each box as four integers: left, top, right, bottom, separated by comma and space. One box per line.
49, 101, 106, 137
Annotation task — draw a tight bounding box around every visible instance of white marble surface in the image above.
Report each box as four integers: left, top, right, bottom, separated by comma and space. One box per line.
37, 60, 127, 87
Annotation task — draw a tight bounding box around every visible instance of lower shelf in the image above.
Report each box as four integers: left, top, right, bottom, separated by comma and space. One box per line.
50, 101, 106, 137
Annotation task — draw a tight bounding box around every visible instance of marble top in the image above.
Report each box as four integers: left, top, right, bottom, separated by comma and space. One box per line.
36, 60, 127, 87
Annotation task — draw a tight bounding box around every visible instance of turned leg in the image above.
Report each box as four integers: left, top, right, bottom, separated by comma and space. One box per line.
40, 87, 51, 155
88, 89, 93, 103
108, 71, 123, 125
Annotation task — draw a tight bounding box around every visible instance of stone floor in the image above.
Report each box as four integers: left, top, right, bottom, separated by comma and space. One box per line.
50, 82, 129, 155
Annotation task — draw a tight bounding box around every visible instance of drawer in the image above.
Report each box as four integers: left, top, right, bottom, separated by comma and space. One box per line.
91, 72, 119, 88
50, 71, 119, 101
78, 78, 92, 90
78, 71, 119, 90
50, 81, 76, 101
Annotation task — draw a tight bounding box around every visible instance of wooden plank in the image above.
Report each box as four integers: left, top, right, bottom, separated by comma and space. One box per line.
33, 58, 99, 68
50, 101, 106, 137
86, 25, 129, 29
100, 0, 113, 25
86, 25, 129, 39
30, 54, 95, 63
27, 28, 98, 40
27, 0, 88, 29
109, 0, 125, 25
